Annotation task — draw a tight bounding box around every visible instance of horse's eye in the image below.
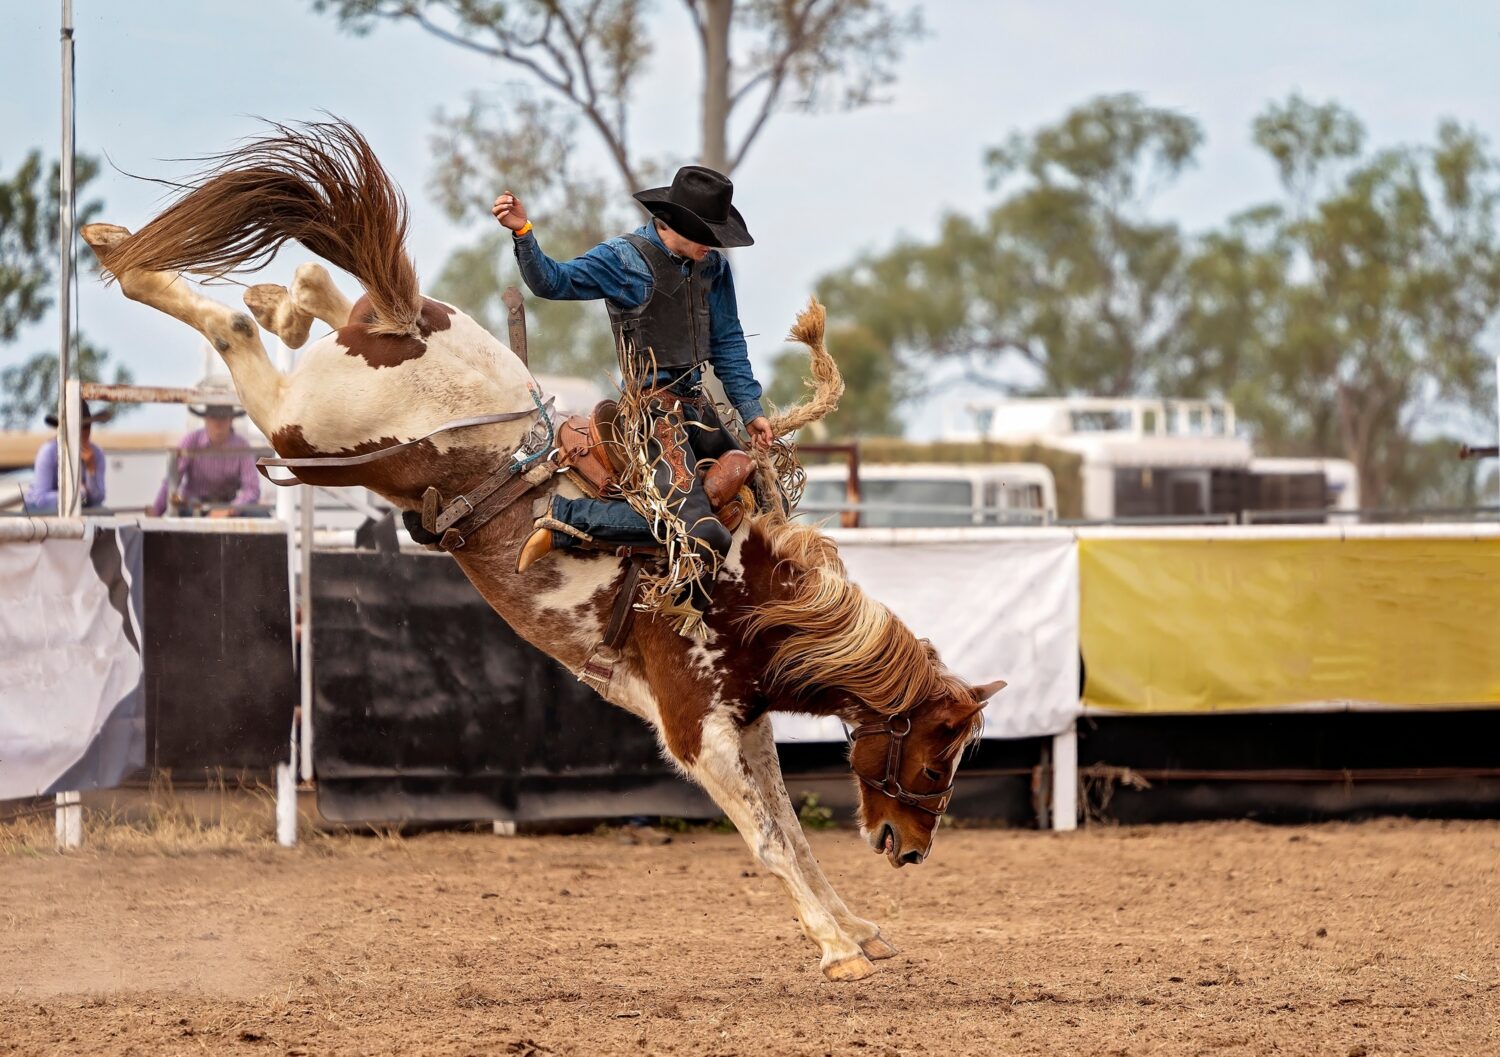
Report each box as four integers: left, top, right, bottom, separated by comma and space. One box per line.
922, 766, 944, 782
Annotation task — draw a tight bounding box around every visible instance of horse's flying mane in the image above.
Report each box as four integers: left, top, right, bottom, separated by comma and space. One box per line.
740, 514, 972, 716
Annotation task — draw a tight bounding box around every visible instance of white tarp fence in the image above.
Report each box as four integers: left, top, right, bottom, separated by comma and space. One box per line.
0, 526, 145, 799
772, 528, 1080, 742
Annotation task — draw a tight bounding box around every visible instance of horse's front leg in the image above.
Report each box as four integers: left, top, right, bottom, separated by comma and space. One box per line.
739, 715, 900, 961
685, 712, 876, 982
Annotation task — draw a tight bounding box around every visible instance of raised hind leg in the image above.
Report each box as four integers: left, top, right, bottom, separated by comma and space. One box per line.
244, 262, 355, 348
81, 223, 283, 428
686, 712, 875, 982
740, 715, 899, 961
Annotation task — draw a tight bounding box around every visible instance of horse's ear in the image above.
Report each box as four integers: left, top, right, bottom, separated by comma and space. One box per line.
973, 679, 1008, 703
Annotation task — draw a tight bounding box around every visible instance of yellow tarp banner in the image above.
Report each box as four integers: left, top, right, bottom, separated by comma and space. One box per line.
1080, 537, 1500, 713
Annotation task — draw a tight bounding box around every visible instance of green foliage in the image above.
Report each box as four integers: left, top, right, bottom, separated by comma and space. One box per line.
818, 94, 1198, 400
816, 94, 1500, 509
768, 323, 903, 438
1181, 99, 1500, 506
1, 150, 102, 340
316, 0, 922, 385
428, 95, 620, 376
796, 791, 835, 830
0, 151, 129, 430
0, 335, 135, 430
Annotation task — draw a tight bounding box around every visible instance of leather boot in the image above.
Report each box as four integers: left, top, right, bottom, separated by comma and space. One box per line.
516, 527, 554, 572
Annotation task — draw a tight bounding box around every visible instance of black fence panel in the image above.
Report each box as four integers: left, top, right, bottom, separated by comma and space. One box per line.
141, 529, 296, 773
1078, 711, 1500, 823
311, 549, 711, 823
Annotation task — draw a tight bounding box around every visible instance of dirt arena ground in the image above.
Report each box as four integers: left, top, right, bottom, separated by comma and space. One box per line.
1, 817, 1497, 1056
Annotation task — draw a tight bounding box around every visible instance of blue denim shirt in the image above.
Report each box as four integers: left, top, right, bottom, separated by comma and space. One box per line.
512, 222, 765, 423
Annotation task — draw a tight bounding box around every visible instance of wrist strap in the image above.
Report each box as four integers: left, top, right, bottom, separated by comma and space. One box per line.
514, 220, 533, 238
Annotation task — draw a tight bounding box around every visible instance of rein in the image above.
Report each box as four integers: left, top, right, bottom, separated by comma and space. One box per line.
846, 713, 954, 817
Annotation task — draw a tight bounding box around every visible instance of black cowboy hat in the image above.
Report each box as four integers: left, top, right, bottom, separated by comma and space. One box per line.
44, 400, 113, 428
188, 375, 246, 419
633, 165, 753, 249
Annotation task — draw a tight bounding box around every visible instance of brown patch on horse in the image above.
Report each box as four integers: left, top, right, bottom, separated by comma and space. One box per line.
268, 424, 498, 501
338, 296, 455, 369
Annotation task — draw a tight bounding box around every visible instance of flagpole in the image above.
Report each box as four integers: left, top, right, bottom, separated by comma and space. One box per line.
56, 0, 78, 516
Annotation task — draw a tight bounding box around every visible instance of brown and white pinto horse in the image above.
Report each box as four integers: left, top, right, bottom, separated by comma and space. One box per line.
82, 121, 1005, 982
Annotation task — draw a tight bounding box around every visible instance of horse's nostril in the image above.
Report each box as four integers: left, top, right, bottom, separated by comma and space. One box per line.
899, 849, 923, 865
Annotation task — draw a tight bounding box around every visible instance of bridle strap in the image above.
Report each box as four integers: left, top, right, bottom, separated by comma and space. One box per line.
847, 713, 954, 817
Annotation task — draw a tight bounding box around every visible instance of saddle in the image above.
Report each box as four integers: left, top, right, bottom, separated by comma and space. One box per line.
556, 399, 754, 533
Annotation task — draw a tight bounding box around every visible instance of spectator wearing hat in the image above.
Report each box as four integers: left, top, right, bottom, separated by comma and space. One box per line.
149, 382, 262, 517
24, 401, 111, 514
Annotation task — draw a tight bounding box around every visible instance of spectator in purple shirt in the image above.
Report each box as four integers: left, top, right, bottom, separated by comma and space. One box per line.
24, 401, 111, 513
149, 387, 262, 517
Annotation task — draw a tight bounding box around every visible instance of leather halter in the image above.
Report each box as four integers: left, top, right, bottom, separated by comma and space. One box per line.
846, 714, 954, 818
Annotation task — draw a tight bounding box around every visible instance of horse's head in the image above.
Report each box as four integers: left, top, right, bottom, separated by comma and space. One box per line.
847, 677, 1006, 868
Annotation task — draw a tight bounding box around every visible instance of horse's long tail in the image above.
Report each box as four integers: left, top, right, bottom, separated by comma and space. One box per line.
767, 297, 843, 438
90, 119, 422, 338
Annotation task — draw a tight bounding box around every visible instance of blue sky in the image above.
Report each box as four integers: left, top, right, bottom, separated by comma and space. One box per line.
5, 1, 1498, 434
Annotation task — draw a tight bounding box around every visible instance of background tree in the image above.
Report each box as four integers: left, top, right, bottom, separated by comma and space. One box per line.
815, 94, 1500, 507
0, 337, 131, 430
0, 150, 132, 428
314, 0, 922, 374
816, 94, 1201, 402
427, 97, 618, 375
1182, 98, 1500, 507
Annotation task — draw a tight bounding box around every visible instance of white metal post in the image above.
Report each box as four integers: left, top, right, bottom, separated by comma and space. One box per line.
298, 488, 315, 782
55, 0, 76, 515
54, 790, 82, 850
59, 379, 81, 515
1051, 725, 1079, 831
275, 761, 298, 847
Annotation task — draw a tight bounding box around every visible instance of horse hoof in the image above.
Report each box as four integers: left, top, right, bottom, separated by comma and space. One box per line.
861, 934, 901, 960
80, 222, 131, 253
244, 283, 314, 348
823, 953, 877, 982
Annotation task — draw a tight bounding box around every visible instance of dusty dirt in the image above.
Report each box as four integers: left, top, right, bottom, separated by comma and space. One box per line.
1, 819, 1497, 1056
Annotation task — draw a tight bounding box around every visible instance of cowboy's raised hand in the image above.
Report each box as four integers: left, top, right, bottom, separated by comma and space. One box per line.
491, 192, 529, 232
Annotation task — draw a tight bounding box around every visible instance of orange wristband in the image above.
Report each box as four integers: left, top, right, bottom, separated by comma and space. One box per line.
514, 220, 533, 238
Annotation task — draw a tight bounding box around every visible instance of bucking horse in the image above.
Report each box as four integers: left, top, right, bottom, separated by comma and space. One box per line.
81, 120, 1005, 982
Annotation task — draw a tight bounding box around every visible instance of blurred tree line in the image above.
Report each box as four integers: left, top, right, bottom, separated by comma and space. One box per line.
0, 150, 133, 429
794, 94, 1500, 508
315, 0, 923, 377
311, 5, 1498, 508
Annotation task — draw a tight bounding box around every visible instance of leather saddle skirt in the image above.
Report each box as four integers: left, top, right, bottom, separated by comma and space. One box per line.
556, 399, 754, 531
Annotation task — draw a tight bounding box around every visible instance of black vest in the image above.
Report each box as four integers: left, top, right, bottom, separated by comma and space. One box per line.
607, 233, 713, 373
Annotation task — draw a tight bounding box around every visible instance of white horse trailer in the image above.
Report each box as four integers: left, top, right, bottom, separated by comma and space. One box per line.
948, 396, 1356, 522
799, 462, 1057, 527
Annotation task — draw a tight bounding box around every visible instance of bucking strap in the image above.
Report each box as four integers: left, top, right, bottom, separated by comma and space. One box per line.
604, 558, 645, 651
257, 397, 555, 487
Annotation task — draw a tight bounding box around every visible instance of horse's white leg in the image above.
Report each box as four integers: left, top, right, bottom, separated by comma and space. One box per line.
81, 223, 283, 426
290, 262, 355, 329
740, 716, 899, 961
243, 263, 354, 349
687, 712, 875, 982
